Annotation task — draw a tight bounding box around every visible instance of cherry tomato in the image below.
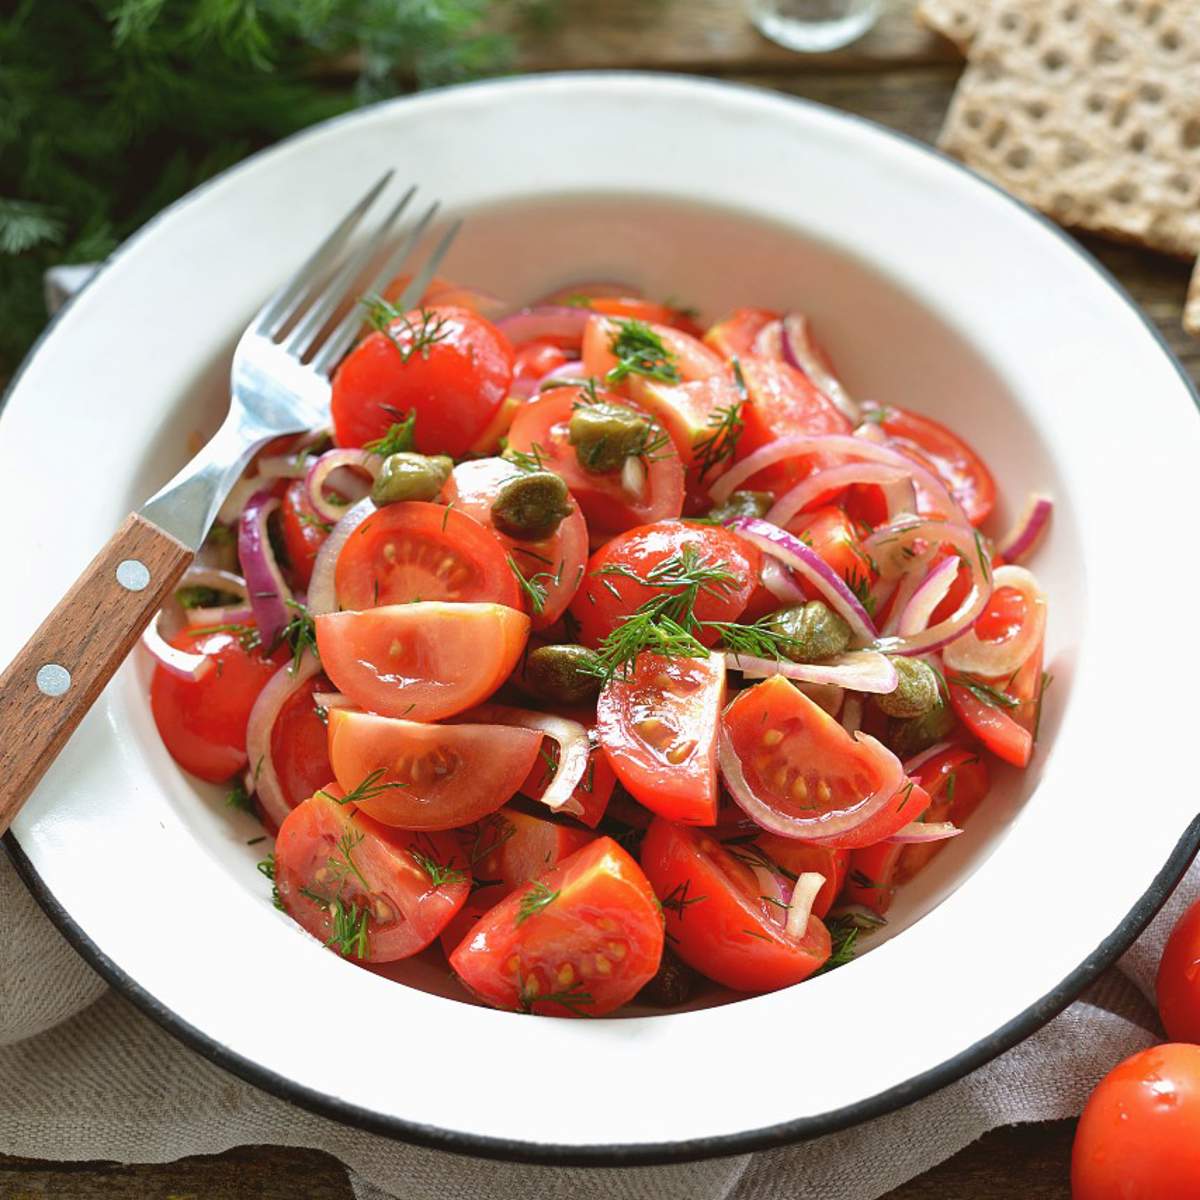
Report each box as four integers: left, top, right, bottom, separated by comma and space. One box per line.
464, 806, 594, 893
327, 708, 543, 829
597, 652, 726, 825
703, 307, 779, 360
450, 837, 663, 1017
570, 519, 761, 650
270, 673, 335, 810
333, 502, 520, 612
315, 602, 529, 721
788, 507, 876, 606
1072, 1044, 1200, 1199
868, 404, 996, 526
520, 724, 616, 828
507, 388, 685, 536
640, 818, 831, 992
895, 746, 989, 883
841, 840, 906, 915
512, 340, 570, 394
275, 789, 469, 963
581, 316, 723, 386
734, 359, 853, 493
721, 676, 917, 848
279, 480, 333, 589
947, 677, 1033, 768
1157, 899, 1200, 1044
331, 305, 514, 457
150, 626, 286, 783
443, 458, 587, 628
439, 882, 507, 959
585, 297, 704, 336
752, 836, 848, 920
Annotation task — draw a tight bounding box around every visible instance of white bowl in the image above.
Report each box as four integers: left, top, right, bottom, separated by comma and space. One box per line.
4, 73, 1200, 1163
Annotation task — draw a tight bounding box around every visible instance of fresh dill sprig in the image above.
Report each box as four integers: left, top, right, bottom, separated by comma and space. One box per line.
257, 853, 282, 911
362, 410, 417, 457
327, 830, 371, 893
1034, 671, 1054, 742
507, 555, 561, 616
816, 911, 887, 975
515, 880, 559, 926
326, 895, 371, 960
176, 584, 232, 610
692, 400, 745, 480
319, 768, 410, 808
192, 621, 262, 653
272, 599, 318, 674
409, 840, 468, 889
516, 977, 594, 1017
974, 529, 992, 583
660, 879, 707, 919
297, 511, 333, 533
947, 672, 1020, 710
605, 319, 682, 386
467, 813, 516, 867
362, 300, 451, 364
226, 780, 253, 813
703, 616, 809, 662
504, 443, 549, 473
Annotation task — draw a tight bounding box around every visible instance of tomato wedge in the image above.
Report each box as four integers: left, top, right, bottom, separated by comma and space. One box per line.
315, 602, 529, 721
519, 723, 616, 828
327, 708, 542, 829
841, 840, 906, 916
703, 307, 779, 360
581, 316, 723, 385
750, 835, 849, 920
443, 457, 587, 628
334, 501, 520, 611
270, 672, 335, 810
640, 818, 831, 992
275, 789, 469, 963
719, 676, 911, 848
788, 506, 875, 604
946, 675, 1033, 767
597, 652, 726, 825
463, 806, 594, 892
507, 388, 685, 535
896, 745, 990, 883
585, 297, 704, 336
450, 837, 663, 1017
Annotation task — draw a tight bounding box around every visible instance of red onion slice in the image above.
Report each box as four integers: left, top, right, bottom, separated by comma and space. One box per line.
795, 681, 844, 716
245, 650, 323, 829
496, 306, 592, 348
766, 462, 911, 529
718, 722, 906, 842
311, 691, 353, 710
879, 545, 936, 638
729, 649, 898, 694
942, 564, 1046, 677
185, 605, 254, 628
464, 704, 587, 817
901, 740, 958, 775
760, 558, 808, 607
749, 863, 790, 915
535, 281, 641, 306
141, 610, 216, 682
728, 517, 878, 645
896, 555, 961, 637
305, 449, 381, 523
255, 454, 312, 480
535, 362, 589, 394
841, 694, 863, 734
785, 872, 827, 939
751, 319, 784, 360
886, 821, 962, 844
238, 490, 293, 646
781, 314, 860, 424
307, 498, 375, 616
997, 493, 1054, 564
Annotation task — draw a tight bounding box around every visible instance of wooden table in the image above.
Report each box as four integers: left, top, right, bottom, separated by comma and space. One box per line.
4, 2, 1194, 1196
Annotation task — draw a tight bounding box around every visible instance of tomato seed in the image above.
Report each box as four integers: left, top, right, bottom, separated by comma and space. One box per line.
762, 729, 784, 748
665, 739, 696, 765
606, 941, 627, 960
594, 955, 612, 976
557, 962, 576, 986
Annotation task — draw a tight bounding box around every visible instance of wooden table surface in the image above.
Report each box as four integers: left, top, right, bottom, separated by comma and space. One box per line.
5, 2, 1195, 1196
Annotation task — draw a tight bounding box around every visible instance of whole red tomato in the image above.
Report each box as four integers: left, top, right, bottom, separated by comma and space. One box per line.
1157, 898, 1200, 1043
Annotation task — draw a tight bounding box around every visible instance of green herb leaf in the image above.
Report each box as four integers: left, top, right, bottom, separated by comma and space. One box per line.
515, 879, 559, 926
362, 410, 417, 457
605, 319, 681, 386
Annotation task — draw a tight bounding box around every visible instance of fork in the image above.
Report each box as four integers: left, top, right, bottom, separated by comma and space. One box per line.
0, 173, 460, 833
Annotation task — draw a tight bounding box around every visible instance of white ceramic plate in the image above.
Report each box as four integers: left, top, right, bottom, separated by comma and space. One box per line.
4, 74, 1200, 1163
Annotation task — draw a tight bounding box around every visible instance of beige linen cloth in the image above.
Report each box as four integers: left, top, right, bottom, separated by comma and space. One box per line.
0, 267, 1191, 1199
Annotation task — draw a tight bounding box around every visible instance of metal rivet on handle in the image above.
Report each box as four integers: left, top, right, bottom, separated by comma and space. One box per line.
116, 559, 151, 592
36, 664, 71, 697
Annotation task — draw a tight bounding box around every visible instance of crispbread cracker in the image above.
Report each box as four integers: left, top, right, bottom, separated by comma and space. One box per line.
1186, 263, 1200, 333
916, 0, 990, 50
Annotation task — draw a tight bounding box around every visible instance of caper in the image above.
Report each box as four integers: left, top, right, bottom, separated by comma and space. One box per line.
766, 600, 852, 662
874, 656, 940, 719
567, 402, 649, 474
637, 948, 697, 1008
886, 695, 958, 759
706, 490, 774, 524
370, 452, 452, 506
490, 470, 574, 541
522, 643, 602, 705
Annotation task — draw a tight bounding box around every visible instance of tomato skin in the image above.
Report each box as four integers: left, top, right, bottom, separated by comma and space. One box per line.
327, 708, 542, 829
586, 297, 704, 336
270, 674, 335, 810
841, 840, 906, 915
150, 627, 286, 783
703, 308, 778, 360
947, 679, 1033, 767
334, 502, 520, 612
581, 316, 723, 386
570, 520, 761, 650
519, 724, 616, 828
512, 340, 570, 393
895, 746, 989, 882
465, 806, 594, 892
1157, 900, 1200, 1043
641, 818, 831, 992
275, 789, 469, 963
788, 507, 875, 603
507, 388, 685, 536
597, 652, 726, 825
331, 305, 514, 457
753, 836, 848, 920
450, 837, 664, 1017
443, 458, 587, 628
1072, 1044, 1200, 1200
439, 882, 507, 959
279, 480, 331, 589
315, 602, 530, 721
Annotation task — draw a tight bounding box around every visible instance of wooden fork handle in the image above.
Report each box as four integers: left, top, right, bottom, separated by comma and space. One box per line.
0, 514, 193, 835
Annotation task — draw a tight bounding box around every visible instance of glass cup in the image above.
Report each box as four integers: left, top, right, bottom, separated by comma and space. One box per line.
747, 0, 882, 53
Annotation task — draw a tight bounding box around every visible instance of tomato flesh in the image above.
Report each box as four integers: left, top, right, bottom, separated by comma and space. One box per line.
581, 316, 723, 386
450, 837, 663, 1016
597, 652, 726, 825
270, 673, 335, 810
280, 479, 333, 589
895, 746, 989, 883
464, 806, 594, 893
752, 835, 848, 920
947, 678, 1032, 768
640, 818, 830, 992
788, 507, 875, 605
315, 602, 529, 721
327, 708, 542, 829
703, 307, 778, 360
275, 788, 469, 963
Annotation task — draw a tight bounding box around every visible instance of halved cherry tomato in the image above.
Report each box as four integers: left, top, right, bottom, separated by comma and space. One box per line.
271, 673, 335, 810
640, 818, 831, 992
327, 708, 542, 829
947, 675, 1033, 768
1072, 1044, 1200, 1199
512, 340, 570, 394
507, 388, 685, 535
597, 652, 726, 825
581, 316, 723, 386
703, 307, 779, 360
450, 837, 663, 1016
1157, 899, 1200, 1044
150, 626, 286, 783
734, 359, 853, 493
439, 882, 507, 959
275, 788, 469, 963
751, 836, 848, 920
586, 297, 704, 337
868, 404, 996, 526
519, 724, 616, 828
570, 519, 761, 650
788, 507, 876, 605
331, 305, 514, 457
443, 457, 587, 628
279, 480, 333, 589
464, 806, 594, 892
334, 502, 520, 611
721, 676, 918, 849
841, 840, 906, 916
895, 746, 989, 882
315, 602, 529, 721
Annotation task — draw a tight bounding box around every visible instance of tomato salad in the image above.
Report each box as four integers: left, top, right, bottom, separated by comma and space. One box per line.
145, 281, 1053, 1018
